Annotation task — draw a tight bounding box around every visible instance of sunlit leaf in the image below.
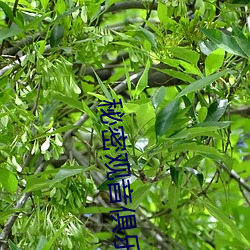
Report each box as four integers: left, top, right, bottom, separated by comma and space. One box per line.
134, 59, 151, 98
0, 168, 18, 194
168, 182, 180, 210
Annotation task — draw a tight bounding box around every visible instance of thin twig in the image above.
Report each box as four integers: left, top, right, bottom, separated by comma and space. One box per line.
141, 0, 156, 28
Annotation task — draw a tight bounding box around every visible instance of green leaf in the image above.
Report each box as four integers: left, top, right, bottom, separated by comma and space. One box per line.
183, 155, 203, 168
41, 100, 60, 125
53, 92, 84, 112
80, 206, 111, 214
168, 47, 200, 65
0, 168, 18, 194
0, 2, 14, 21
203, 201, 250, 248
205, 99, 228, 122
42, 223, 69, 250
178, 61, 203, 76
50, 24, 64, 47
157, 1, 168, 24
50, 166, 86, 186
94, 71, 112, 100
138, 27, 157, 48
179, 92, 196, 119
40, 0, 49, 9
97, 175, 135, 191
155, 99, 179, 137
200, 28, 247, 58
9, 241, 22, 250
170, 165, 181, 186
134, 59, 151, 98
125, 184, 151, 211
198, 106, 208, 122
170, 126, 220, 139
205, 49, 225, 75
0, 25, 23, 42
36, 236, 48, 250
177, 69, 231, 98
151, 86, 166, 111
168, 182, 180, 210
185, 167, 204, 187
234, 35, 250, 58
156, 67, 195, 83
24, 177, 51, 192
0, 209, 23, 223
231, 24, 247, 40
53, 5, 83, 24
194, 121, 231, 129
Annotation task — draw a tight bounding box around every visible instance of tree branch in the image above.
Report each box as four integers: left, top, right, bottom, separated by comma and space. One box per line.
0, 161, 49, 241
2, 32, 46, 56
219, 162, 250, 193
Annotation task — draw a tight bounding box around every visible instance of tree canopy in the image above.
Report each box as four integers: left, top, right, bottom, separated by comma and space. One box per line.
1, 0, 250, 249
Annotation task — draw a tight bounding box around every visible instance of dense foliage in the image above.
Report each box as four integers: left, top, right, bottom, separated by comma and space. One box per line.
1, 0, 250, 249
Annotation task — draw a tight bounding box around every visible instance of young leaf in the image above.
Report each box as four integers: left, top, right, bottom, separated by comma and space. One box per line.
198, 106, 208, 122
157, 1, 168, 24
134, 59, 150, 98
205, 49, 225, 75
168, 182, 180, 211
168, 47, 200, 65
0, 168, 18, 194
42, 223, 69, 250
155, 98, 179, 137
